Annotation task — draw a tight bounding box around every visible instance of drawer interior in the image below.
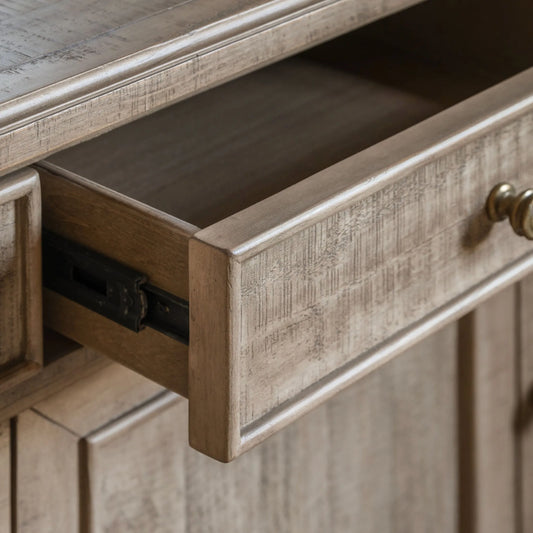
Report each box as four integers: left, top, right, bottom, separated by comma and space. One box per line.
46, 1, 533, 229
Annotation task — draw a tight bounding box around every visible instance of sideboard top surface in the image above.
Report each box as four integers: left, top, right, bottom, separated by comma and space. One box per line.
0, 0, 422, 176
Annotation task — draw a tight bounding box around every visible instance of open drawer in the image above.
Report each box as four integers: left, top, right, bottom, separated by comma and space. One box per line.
39, 6, 533, 461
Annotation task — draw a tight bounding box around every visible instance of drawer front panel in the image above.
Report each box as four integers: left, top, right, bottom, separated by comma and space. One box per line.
238, 115, 531, 427
190, 69, 533, 460
0, 169, 42, 390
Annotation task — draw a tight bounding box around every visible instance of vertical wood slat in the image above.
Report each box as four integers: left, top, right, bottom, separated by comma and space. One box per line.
0, 420, 10, 532
83, 325, 458, 533
14, 365, 169, 533
83, 394, 186, 533
15, 410, 79, 533
517, 274, 533, 533
457, 287, 518, 533
12, 324, 459, 533
13, 300, 526, 532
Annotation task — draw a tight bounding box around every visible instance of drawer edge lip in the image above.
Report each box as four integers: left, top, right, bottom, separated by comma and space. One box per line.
36, 161, 200, 237
0, 167, 40, 204
236, 250, 533, 455
195, 67, 533, 260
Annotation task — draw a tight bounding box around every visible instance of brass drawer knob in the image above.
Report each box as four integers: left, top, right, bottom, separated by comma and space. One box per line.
486, 183, 533, 239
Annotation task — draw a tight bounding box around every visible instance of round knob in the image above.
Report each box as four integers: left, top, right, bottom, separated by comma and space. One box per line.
486, 183, 533, 239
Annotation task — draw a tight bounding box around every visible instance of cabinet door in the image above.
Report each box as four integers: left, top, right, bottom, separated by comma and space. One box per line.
81, 325, 461, 533
13, 286, 523, 532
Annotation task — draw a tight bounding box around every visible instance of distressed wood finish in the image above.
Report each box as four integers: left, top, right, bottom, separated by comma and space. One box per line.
60, 325, 455, 532
0, 168, 42, 391
518, 274, 533, 533
0, 420, 9, 532
41, 44, 533, 458
15, 410, 79, 533
83, 394, 184, 533
33, 363, 164, 436
457, 288, 518, 533
0, 0, 423, 177
0, 333, 109, 425
40, 45, 482, 399
190, 68, 533, 460
14, 365, 168, 532
10, 308, 523, 531
38, 164, 194, 395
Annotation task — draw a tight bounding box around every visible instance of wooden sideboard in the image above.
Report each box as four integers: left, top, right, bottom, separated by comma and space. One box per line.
0, 0, 532, 531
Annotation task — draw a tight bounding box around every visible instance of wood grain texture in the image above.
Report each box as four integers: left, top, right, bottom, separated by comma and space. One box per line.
457, 287, 518, 533
0, 199, 19, 365
46, 48, 490, 228
0, 168, 42, 391
191, 68, 533, 460
43, 40, 499, 403
0, 0, 424, 177
83, 394, 185, 533
518, 274, 533, 533
0, 420, 9, 533
38, 164, 193, 394
33, 363, 164, 436
83, 325, 458, 533
0, 333, 109, 425
16, 410, 79, 533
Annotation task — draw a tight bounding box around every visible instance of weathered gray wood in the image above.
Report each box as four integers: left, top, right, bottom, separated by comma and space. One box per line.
0, 420, 9, 532
81, 325, 458, 533
0, 0, 424, 176
0, 199, 19, 365
41, 34, 533, 459
457, 287, 518, 533
33, 363, 164, 436
0, 334, 109, 425
83, 394, 185, 533
16, 409, 79, 533
518, 274, 533, 533
190, 67, 533, 460
42, 45, 472, 399
0, 168, 42, 391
